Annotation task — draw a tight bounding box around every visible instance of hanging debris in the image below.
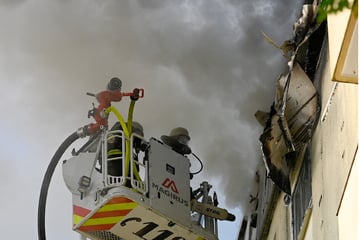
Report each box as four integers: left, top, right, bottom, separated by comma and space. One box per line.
256, 1, 322, 195
257, 63, 319, 194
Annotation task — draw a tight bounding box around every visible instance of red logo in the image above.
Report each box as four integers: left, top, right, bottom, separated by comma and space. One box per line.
162, 178, 179, 194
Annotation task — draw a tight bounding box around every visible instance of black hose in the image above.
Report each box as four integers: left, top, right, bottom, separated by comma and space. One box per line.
38, 132, 80, 240
190, 152, 204, 175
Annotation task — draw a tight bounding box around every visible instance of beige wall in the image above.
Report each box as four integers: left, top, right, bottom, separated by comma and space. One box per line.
311, 51, 358, 240
266, 192, 291, 240
338, 153, 359, 240
309, 7, 358, 237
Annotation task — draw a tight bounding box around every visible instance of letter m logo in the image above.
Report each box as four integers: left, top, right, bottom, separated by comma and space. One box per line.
162, 178, 179, 194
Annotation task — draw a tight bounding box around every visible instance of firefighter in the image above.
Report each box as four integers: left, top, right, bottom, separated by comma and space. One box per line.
107, 121, 144, 179
161, 127, 192, 155
161, 127, 196, 200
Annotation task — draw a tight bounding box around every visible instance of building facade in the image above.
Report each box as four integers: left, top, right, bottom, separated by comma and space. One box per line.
240, 1, 358, 240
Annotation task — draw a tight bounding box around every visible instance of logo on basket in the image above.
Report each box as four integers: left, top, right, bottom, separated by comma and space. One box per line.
162, 178, 179, 194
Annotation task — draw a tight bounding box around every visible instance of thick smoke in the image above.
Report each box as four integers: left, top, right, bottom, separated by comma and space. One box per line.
0, 0, 301, 239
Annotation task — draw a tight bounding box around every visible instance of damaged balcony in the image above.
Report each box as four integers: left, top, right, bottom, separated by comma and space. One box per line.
256, 2, 327, 196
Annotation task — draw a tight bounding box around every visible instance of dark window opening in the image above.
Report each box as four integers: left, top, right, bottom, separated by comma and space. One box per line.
292, 147, 312, 239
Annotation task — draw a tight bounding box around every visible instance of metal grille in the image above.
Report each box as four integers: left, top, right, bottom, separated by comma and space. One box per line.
107, 175, 125, 185
88, 230, 123, 240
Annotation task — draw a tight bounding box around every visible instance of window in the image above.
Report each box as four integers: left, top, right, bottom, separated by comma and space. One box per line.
292, 147, 312, 239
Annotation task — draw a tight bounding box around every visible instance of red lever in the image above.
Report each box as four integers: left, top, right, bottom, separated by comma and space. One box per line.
122, 88, 145, 99
86, 84, 145, 135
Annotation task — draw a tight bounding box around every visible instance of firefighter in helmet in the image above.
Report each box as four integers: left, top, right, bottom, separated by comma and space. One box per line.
161, 127, 192, 155
107, 121, 144, 179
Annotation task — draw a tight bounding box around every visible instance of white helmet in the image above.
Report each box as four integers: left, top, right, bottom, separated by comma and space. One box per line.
161, 127, 191, 154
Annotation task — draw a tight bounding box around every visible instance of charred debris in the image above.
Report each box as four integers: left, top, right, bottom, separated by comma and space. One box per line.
256, 1, 327, 196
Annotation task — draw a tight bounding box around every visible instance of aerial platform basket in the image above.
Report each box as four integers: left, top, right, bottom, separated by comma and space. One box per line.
63, 132, 218, 240
38, 81, 234, 240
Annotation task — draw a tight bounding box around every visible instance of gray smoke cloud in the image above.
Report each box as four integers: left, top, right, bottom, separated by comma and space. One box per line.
0, 0, 302, 239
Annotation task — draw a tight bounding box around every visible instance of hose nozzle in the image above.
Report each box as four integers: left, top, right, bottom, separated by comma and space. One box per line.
107, 77, 122, 91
